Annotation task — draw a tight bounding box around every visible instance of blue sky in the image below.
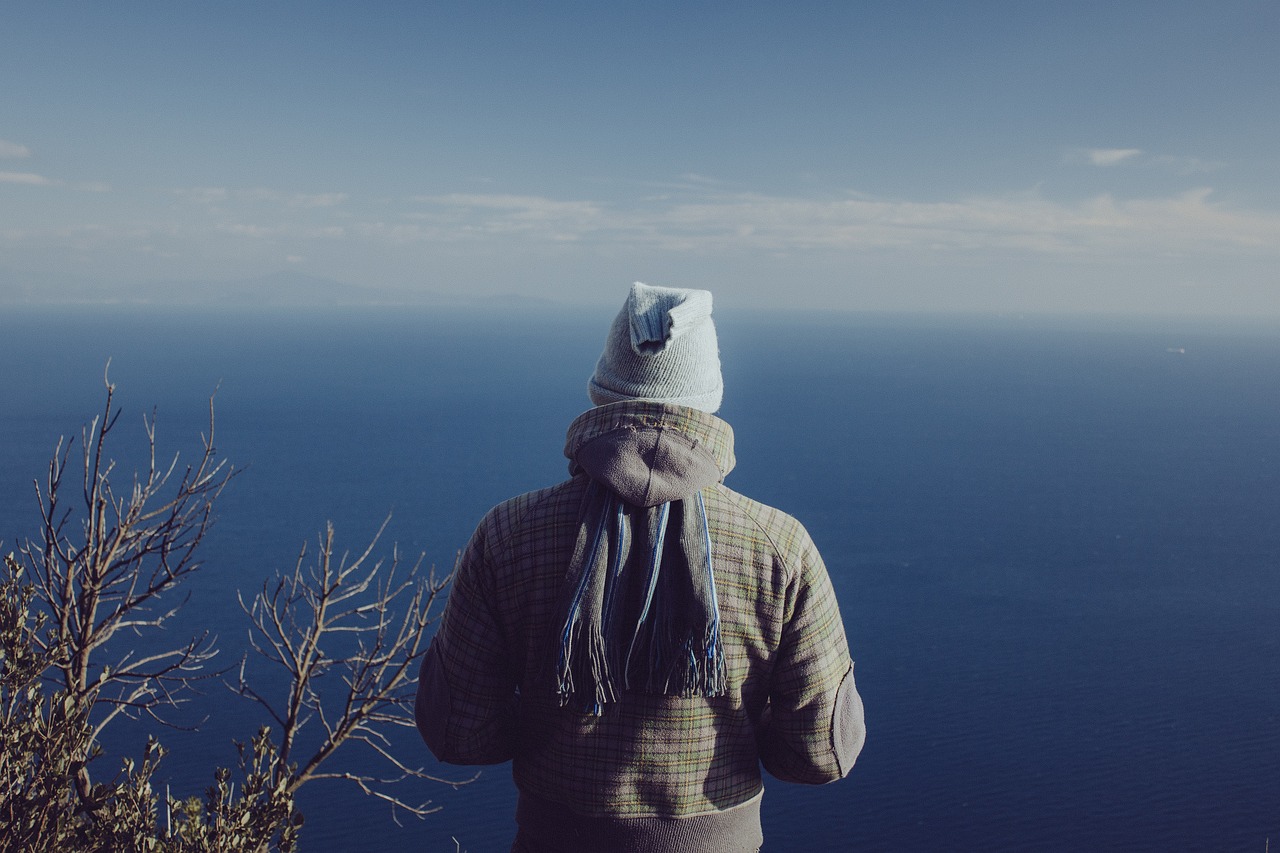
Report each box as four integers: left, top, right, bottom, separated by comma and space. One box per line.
2, 1, 1278, 314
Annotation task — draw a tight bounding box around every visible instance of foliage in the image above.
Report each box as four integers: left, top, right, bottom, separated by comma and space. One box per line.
1, 552, 93, 849
0, 373, 455, 851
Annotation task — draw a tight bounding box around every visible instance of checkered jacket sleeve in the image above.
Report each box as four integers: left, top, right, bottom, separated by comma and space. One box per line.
416, 509, 519, 765
754, 525, 864, 784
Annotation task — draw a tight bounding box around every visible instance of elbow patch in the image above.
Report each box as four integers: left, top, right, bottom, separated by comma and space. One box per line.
832, 663, 865, 777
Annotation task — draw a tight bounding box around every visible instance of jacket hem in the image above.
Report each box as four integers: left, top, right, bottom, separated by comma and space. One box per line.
514, 789, 764, 853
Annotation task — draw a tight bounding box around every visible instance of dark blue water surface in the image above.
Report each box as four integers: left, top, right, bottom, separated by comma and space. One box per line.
2, 306, 1277, 852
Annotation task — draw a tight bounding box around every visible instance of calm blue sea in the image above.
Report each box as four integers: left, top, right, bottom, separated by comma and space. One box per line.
2, 305, 1278, 852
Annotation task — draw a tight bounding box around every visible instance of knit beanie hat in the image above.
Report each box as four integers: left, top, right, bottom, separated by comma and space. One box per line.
588, 282, 723, 413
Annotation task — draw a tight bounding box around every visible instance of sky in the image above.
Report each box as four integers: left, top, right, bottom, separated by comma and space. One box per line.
2, 0, 1278, 315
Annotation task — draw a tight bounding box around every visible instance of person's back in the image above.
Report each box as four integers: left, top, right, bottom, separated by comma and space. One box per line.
417, 283, 865, 852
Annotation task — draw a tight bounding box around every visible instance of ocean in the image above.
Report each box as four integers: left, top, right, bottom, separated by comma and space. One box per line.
2, 305, 1278, 851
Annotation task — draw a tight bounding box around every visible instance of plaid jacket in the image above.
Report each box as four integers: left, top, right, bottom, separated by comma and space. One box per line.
417, 402, 863, 826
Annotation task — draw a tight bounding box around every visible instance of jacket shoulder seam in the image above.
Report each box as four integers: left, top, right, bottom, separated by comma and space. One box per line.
713, 486, 810, 580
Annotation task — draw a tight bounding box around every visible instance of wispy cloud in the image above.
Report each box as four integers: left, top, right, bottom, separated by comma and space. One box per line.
675, 173, 729, 187
173, 186, 229, 204
10, 182, 1277, 310
0, 171, 109, 192
397, 186, 1280, 259
1070, 148, 1144, 167
218, 223, 279, 239
0, 171, 52, 185
413, 194, 603, 240
215, 222, 347, 239
174, 186, 347, 208
0, 140, 32, 159
1149, 154, 1225, 175
16, 181, 1279, 262
416, 193, 600, 216
1066, 147, 1224, 175
241, 188, 348, 208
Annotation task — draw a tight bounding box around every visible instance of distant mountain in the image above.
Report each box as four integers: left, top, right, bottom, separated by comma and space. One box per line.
0, 267, 574, 312
0, 268, 378, 307
127, 271, 393, 306
1, 269, 388, 308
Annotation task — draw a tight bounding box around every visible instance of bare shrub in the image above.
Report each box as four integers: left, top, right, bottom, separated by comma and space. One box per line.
0, 371, 457, 852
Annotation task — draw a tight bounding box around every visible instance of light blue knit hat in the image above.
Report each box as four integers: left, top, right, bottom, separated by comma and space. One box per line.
588, 282, 723, 413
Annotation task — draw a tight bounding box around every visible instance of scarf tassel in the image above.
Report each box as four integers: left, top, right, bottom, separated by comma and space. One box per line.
633, 613, 727, 698
556, 619, 617, 714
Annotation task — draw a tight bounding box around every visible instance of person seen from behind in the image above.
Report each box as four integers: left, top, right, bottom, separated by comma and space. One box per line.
416, 282, 865, 852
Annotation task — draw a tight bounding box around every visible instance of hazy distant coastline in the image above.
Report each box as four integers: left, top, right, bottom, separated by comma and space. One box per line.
0, 267, 560, 310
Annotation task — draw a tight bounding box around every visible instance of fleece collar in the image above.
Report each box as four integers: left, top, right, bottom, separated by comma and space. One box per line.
564, 401, 736, 507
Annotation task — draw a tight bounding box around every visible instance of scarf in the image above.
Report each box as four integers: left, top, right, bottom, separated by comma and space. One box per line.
554, 480, 727, 715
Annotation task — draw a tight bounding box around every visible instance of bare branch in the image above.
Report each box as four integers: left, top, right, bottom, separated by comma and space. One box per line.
230, 518, 464, 821
14, 369, 235, 804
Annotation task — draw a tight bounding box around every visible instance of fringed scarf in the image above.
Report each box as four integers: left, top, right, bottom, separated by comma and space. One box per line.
554, 480, 727, 714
